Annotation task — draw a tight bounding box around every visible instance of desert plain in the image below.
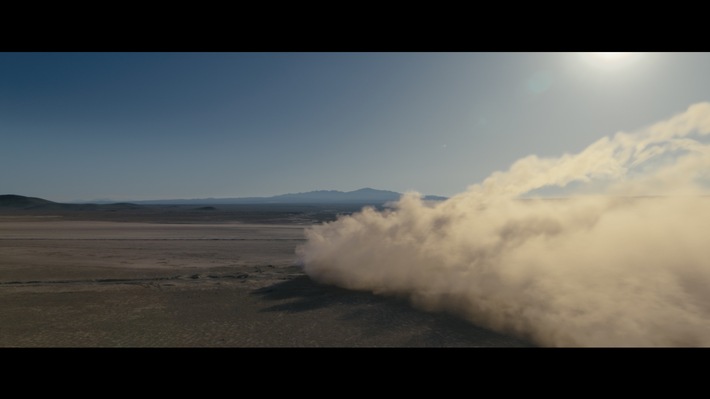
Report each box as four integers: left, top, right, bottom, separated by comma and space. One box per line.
0, 205, 533, 347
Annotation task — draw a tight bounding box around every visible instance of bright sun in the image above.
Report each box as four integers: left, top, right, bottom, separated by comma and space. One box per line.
591, 52, 633, 61
580, 52, 641, 70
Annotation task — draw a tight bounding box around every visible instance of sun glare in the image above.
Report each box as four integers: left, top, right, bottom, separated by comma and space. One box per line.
592, 52, 632, 61
579, 52, 642, 71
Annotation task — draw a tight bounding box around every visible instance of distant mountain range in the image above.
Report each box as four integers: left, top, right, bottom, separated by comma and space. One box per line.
1, 189, 448, 208
129, 188, 447, 205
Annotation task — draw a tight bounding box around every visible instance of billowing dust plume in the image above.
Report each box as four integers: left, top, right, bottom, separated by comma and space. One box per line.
297, 103, 710, 346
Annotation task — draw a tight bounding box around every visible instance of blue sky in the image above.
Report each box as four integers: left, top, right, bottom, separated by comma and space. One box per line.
2, 52, 710, 202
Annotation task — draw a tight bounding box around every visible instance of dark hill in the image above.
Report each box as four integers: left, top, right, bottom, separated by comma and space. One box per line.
0, 195, 143, 211
0, 194, 58, 209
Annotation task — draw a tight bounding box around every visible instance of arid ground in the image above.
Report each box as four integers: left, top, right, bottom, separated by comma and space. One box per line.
0, 208, 533, 347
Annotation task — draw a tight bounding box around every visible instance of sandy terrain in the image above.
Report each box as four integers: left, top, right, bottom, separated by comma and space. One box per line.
0, 217, 532, 347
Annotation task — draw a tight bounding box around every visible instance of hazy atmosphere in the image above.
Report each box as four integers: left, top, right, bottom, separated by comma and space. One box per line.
4, 52, 710, 202
4, 52, 710, 347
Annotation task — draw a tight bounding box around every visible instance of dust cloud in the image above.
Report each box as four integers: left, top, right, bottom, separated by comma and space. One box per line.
297, 103, 710, 346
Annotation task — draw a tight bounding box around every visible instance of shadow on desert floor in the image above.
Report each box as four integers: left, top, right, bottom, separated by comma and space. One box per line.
251, 275, 534, 347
